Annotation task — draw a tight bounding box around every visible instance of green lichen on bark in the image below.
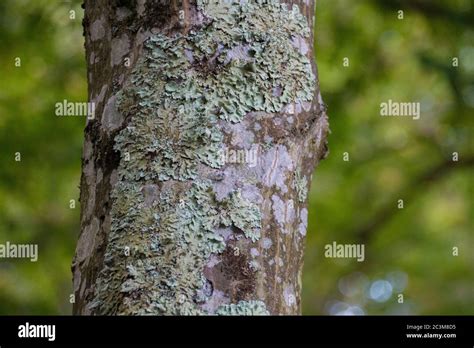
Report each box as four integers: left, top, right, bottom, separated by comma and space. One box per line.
293, 170, 308, 203
89, 0, 314, 315
89, 179, 262, 315
215, 300, 270, 315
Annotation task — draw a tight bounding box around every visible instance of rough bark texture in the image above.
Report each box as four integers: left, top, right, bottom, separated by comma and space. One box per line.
72, 0, 328, 315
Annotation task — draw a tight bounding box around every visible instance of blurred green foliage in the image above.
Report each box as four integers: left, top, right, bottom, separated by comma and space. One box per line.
0, 0, 472, 315
0, 0, 84, 314
303, 0, 473, 315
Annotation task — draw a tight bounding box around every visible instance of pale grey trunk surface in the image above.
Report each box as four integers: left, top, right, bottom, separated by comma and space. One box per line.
72, 0, 328, 315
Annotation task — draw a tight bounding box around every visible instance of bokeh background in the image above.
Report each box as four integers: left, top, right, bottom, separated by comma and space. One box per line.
0, 0, 472, 315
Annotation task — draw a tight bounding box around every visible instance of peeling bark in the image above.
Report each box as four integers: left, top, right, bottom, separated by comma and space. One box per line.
72, 0, 328, 315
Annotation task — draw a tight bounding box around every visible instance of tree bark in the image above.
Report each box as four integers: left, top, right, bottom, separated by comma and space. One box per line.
72, 0, 328, 315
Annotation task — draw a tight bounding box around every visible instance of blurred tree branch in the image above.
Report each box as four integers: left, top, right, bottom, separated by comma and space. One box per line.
356, 155, 474, 245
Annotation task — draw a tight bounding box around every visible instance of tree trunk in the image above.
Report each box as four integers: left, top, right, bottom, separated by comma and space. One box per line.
72, 0, 328, 315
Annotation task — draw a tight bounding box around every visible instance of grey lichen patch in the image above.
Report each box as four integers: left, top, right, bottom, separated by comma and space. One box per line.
293, 169, 308, 203
283, 284, 297, 308
261, 145, 294, 191
271, 195, 296, 234
262, 237, 273, 249
271, 194, 286, 228
282, 100, 312, 115
241, 183, 263, 204
228, 122, 255, 149
291, 35, 309, 55
110, 34, 130, 67
102, 95, 125, 132
215, 300, 269, 315
89, 0, 314, 315
90, 17, 106, 42
298, 208, 308, 237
